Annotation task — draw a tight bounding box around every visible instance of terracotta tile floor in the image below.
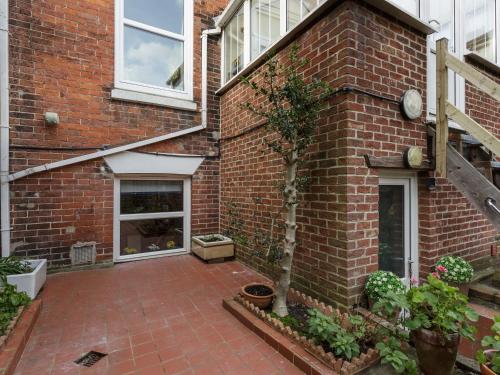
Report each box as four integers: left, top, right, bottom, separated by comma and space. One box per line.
14, 255, 304, 375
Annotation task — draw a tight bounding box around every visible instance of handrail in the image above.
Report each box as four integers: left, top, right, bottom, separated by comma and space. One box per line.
486, 198, 500, 216
435, 38, 500, 177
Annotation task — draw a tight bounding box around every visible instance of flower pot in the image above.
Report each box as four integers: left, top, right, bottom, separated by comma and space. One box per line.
411, 328, 460, 375
449, 282, 470, 296
5, 259, 47, 299
480, 350, 498, 375
481, 364, 497, 375
240, 283, 275, 309
191, 234, 234, 261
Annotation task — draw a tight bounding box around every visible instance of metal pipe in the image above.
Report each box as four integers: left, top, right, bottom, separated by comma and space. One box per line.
0, 0, 10, 257
486, 198, 500, 215
201, 27, 221, 128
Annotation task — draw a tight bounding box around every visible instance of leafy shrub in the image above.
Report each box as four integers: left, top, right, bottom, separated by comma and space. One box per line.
365, 270, 405, 301
307, 309, 368, 360
373, 275, 479, 375
435, 255, 474, 284
0, 257, 32, 277
476, 316, 500, 373
0, 277, 31, 335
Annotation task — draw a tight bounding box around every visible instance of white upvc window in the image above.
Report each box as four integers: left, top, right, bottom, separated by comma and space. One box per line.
222, 0, 327, 83
113, 178, 191, 261
114, 0, 193, 101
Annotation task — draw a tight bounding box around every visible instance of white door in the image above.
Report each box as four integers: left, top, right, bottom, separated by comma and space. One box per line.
378, 176, 418, 286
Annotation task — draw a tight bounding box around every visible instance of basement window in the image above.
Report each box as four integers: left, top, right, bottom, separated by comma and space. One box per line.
114, 178, 191, 261
114, 0, 194, 101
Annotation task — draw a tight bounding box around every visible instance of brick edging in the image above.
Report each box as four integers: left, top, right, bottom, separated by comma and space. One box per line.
0, 300, 42, 375
223, 298, 336, 375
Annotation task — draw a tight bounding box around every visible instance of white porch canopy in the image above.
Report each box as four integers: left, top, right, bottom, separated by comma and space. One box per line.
104, 151, 204, 175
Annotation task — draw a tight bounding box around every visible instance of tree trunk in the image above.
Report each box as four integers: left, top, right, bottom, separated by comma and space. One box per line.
272, 150, 298, 317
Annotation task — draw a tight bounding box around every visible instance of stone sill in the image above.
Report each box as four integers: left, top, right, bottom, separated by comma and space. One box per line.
111, 88, 198, 112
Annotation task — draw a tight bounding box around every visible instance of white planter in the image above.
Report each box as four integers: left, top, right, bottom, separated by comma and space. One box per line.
192, 234, 234, 260
6, 259, 47, 299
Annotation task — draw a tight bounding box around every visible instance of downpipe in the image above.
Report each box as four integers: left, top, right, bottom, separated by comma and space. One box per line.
0, 0, 10, 257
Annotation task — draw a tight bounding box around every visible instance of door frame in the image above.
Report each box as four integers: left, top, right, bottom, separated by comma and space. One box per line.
378, 172, 419, 286
113, 175, 192, 262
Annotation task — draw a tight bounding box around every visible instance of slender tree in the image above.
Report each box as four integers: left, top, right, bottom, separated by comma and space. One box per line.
241, 45, 332, 317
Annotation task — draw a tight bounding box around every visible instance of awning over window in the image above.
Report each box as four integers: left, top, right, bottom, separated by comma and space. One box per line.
104, 151, 204, 175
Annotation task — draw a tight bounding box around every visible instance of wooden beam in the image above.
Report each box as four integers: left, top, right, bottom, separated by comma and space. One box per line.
446, 101, 500, 157
446, 143, 500, 232
436, 38, 449, 177
446, 52, 500, 102
364, 154, 431, 170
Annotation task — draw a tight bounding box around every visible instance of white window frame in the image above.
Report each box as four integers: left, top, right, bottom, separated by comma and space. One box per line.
114, 0, 194, 101
379, 173, 419, 287
113, 176, 191, 262
222, 0, 325, 83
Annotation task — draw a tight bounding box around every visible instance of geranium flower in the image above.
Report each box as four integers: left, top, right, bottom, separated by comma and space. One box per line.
436, 265, 448, 273
431, 272, 440, 279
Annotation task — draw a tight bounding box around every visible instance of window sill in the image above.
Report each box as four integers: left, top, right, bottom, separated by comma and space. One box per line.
111, 88, 198, 111
464, 52, 500, 75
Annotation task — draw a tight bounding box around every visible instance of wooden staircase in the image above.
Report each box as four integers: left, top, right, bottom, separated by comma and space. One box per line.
435, 38, 500, 231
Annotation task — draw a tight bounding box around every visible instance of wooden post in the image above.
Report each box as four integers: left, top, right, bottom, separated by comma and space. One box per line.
436, 38, 449, 177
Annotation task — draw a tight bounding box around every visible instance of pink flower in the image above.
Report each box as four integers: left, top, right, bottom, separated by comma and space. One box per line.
436, 265, 448, 273
431, 272, 440, 279
410, 276, 419, 286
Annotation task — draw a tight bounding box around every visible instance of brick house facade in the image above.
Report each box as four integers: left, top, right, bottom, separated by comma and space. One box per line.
4, 0, 500, 308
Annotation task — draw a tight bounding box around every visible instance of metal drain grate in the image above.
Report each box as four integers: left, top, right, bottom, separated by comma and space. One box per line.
74, 351, 107, 367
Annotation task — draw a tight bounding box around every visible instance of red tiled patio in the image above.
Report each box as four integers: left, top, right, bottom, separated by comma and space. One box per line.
14, 255, 304, 375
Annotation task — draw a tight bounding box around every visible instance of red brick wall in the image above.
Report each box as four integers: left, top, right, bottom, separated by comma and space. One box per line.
220, 0, 496, 308
8, 0, 227, 267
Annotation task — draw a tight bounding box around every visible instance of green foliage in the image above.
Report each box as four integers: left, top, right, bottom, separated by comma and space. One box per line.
373, 275, 479, 375
270, 312, 304, 333
476, 316, 500, 372
0, 277, 31, 335
241, 44, 333, 164
375, 337, 417, 375
0, 257, 33, 277
435, 255, 474, 284
222, 200, 248, 246
365, 270, 405, 301
307, 309, 365, 361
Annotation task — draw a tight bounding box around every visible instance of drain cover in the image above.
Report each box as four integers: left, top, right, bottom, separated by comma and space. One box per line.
74, 351, 107, 367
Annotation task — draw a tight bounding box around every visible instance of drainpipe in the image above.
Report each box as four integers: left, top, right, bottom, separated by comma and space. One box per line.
0, 0, 10, 257
201, 27, 221, 128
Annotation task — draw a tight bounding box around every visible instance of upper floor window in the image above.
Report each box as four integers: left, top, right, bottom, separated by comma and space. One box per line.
115, 0, 193, 100
465, 0, 497, 61
222, 0, 326, 83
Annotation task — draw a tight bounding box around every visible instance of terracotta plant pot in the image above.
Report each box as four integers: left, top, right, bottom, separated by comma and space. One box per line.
481, 363, 497, 375
411, 328, 460, 375
240, 283, 275, 309
449, 282, 470, 296
480, 350, 498, 375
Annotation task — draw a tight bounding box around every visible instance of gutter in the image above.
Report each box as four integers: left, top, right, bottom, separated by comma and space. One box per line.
8, 27, 222, 183
0, 0, 10, 256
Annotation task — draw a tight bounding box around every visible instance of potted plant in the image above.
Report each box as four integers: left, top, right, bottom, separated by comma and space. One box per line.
373, 274, 478, 375
477, 316, 500, 375
365, 270, 405, 309
191, 234, 234, 261
0, 257, 47, 299
240, 282, 275, 309
435, 255, 474, 295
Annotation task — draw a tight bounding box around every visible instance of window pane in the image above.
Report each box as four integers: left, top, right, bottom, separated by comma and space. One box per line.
379, 185, 405, 278
392, 0, 419, 16
120, 217, 184, 255
124, 0, 184, 34
465, 0, 496, 61
287, 0, 301, 29
224, 7, 244, 82
120, 180, 183, 214
251, 0, 281, 58
124, 26, 184, 90
428, 0, 455, 51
